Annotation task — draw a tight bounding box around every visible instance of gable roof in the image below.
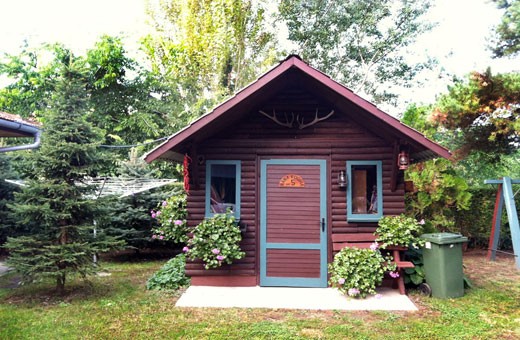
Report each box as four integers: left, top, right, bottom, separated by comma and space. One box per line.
144, 55, 451, 163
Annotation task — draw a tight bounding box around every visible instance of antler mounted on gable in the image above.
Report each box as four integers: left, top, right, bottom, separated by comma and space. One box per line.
259, 110, 294, 128
297, 109, 335, 129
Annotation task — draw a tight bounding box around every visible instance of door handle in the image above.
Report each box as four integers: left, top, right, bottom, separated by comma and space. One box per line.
321, 218, 325, 232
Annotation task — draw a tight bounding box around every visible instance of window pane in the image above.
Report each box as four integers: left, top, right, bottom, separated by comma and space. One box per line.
210, 164, 236, 214
351, 165, 378, 215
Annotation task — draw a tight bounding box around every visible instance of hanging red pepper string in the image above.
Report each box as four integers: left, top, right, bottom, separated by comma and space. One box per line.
183, 154, 192, 194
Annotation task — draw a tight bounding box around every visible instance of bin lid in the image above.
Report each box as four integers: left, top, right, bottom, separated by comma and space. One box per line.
420, 232, 468, 245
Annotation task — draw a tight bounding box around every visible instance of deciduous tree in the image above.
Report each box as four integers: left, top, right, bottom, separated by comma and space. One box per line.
142, 0, 280, 124
490, 0, 520, 57
279, 0, 434, 104
431, 70, 520, 158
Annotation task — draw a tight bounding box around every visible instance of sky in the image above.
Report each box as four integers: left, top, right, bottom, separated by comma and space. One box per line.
1, 0, 519, 113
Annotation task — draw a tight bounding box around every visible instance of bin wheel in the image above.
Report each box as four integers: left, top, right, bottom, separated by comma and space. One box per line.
418, 283, 432, 296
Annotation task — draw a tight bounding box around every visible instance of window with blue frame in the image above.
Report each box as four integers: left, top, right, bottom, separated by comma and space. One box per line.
205, 160, 241, 217
346, 160, 382, 222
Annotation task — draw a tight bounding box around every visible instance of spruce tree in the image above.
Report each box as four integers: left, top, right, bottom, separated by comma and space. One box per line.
5, 58, 122, 294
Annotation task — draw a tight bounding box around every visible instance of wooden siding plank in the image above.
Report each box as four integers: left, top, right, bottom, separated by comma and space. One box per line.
185, 86, 407, 275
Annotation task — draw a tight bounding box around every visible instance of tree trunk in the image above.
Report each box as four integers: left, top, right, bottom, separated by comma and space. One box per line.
56, 273, 66, 295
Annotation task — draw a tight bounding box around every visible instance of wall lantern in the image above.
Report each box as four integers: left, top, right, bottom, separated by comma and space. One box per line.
398, 151, 410, 170
338, 170, 347, 188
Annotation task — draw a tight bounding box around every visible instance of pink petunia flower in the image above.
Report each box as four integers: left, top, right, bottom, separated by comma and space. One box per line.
370, 242, 379, 251
338, 278, 345, 285
182, 246, 190, 253
212, 248, 220, 255
348, 288, 360, 296
159, 235, 164, 240
152, 235, 157, 239
151, 213, 156, 219
216, 255, 225, 261
162, 201, 168, 207
174, 220, 183, 225
389, 271, 400, 278
419, 219, 425, 225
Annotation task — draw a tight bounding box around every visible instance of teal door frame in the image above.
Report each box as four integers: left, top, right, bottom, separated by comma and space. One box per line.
259, 159, 328, 287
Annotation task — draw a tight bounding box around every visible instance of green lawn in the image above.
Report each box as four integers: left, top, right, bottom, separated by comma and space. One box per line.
0, 251, 518, 339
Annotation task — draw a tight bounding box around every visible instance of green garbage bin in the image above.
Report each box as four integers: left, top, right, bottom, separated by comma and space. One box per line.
420, 233, 468, 298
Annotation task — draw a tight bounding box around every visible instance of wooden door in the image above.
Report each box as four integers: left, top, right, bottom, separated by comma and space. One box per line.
260, 159, 327, 287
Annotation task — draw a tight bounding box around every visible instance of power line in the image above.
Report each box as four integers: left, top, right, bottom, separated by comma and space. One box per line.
98, 136, 168, 149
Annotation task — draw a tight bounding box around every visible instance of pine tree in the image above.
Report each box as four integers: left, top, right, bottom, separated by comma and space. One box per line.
99, 148, 176, 251
0, 153, 19, 252
5, 57, 123, 294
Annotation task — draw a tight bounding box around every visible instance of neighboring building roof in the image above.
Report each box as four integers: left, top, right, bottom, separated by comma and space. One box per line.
145, 55, 451, 163
0, 111, 41, 138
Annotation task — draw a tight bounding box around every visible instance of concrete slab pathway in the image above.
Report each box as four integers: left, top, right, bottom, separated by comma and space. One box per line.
176, 286, 417, 311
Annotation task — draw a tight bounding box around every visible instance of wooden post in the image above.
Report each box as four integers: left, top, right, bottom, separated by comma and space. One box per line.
485, 178, 520, 269
487, 184, 503, 261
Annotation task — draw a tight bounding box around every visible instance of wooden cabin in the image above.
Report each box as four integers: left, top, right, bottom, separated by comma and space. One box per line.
145, 55, 451, 287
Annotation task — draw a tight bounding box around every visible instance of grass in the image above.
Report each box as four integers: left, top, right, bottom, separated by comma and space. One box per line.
0, 250, 519, 339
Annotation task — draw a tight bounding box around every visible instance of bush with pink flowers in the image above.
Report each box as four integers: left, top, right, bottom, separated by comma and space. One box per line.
329, 245, 396, 298
185, 211, 245, 269
151, 192, 188, 243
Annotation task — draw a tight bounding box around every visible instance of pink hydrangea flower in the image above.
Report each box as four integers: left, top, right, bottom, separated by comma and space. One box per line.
370, 242, 379, 251
348, 288, 360, 296
389, 271, 400, 278
216, 255, 225, 261
338, 278, 345, 285
212, 248, 220, 255
174, 220, 183, 225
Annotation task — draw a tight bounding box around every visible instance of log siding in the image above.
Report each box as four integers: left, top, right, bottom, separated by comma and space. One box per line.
184, 88, 406, 280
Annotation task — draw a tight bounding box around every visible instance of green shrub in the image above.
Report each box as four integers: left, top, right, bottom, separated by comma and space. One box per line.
151, 192, 188, 243
406, 159, 471, 232
146, 254, 190, 291
376, 214, 425, 249
186, 211, 245, 270
454, 187, 499, 248
403, 247, 426, 286
328, 246, 396, 298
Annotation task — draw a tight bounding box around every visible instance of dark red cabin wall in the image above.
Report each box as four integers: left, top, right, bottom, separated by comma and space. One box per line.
184, 92, 405, 278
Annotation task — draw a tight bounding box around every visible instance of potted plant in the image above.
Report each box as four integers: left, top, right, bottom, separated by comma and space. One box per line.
329, 245, 396, 298
184, 210, 245, 269
375, 214, 425, 249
